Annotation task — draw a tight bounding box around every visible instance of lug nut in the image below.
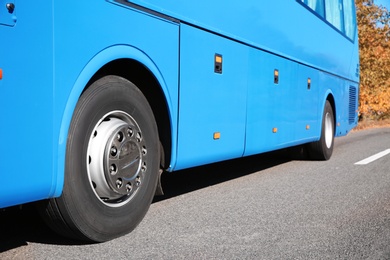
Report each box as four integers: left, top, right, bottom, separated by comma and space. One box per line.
127, 127, 133, 137
141, 162, 147, 172
126, 183, 132, 192
110, 146, 117, 156
110, 164, 117, 174
136, 177, 141, 186
117, 131, 124, 142
116, 179, 123, 188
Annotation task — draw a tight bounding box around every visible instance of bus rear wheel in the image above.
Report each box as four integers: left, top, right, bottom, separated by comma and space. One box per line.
307, 100, 334, 160
39, 76, 160, 242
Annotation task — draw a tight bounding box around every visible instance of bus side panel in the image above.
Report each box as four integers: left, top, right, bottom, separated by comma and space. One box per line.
0, 2, 54, 208
175, 24, 247, 170
127, 0, 360, 152
245, 49, 316, 156
294, 64, 320, 141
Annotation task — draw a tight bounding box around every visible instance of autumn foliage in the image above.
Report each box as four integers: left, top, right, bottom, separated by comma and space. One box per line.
356, 0, 390, 120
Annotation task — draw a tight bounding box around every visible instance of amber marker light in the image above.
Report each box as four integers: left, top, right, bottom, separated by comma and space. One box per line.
215, 55, 222, 63
274, 69, 279, 84
213, 132, 221, 140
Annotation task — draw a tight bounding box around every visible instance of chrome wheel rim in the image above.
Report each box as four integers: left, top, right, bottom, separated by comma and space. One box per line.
324, 112, 333, 149
87, 110, 147, 207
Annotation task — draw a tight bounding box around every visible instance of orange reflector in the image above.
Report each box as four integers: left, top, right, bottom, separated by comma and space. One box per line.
306, 125, 310, 130
0, 69, 2, 80
213, 132, 221, 140
272, 128, 278, 133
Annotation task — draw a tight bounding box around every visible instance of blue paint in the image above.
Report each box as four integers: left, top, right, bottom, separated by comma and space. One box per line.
0, 0, 359, 208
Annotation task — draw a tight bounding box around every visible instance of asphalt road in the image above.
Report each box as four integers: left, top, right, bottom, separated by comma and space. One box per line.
1, 127, 390, 259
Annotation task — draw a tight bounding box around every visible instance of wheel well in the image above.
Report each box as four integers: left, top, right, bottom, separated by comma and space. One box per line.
87, 59, 171, 169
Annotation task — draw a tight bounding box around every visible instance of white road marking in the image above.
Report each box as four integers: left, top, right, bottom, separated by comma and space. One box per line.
355, 149, 390, 165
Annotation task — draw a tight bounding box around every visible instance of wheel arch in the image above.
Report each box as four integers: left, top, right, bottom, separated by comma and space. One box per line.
90, 59, 172, 171
53, 45, 175, 197
320, 90, 336, 135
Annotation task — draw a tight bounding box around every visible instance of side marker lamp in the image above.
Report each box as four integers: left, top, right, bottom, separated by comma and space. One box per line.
214, 54, 223, 74
274, 70, 279, 84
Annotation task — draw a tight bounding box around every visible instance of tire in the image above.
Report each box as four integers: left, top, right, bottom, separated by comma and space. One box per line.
39, 76, 160, 242
307, 100, 334, 160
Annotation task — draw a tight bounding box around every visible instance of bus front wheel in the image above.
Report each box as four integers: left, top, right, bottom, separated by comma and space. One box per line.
39, 75, 160, 242
307, 100, 334, 160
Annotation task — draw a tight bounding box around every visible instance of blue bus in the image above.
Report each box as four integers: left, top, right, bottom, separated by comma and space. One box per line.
0, 0, 359, 242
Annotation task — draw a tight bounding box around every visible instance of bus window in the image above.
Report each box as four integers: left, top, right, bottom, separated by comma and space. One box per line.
343, 0, 357, 40
325, 0, 345, 33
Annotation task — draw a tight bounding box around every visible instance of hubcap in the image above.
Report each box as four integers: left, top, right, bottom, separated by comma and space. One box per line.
87, 111, 147, 207
324, 112, 333, 149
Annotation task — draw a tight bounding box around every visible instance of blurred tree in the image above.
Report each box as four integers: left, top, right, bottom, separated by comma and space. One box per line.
356, 0, 390, 120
